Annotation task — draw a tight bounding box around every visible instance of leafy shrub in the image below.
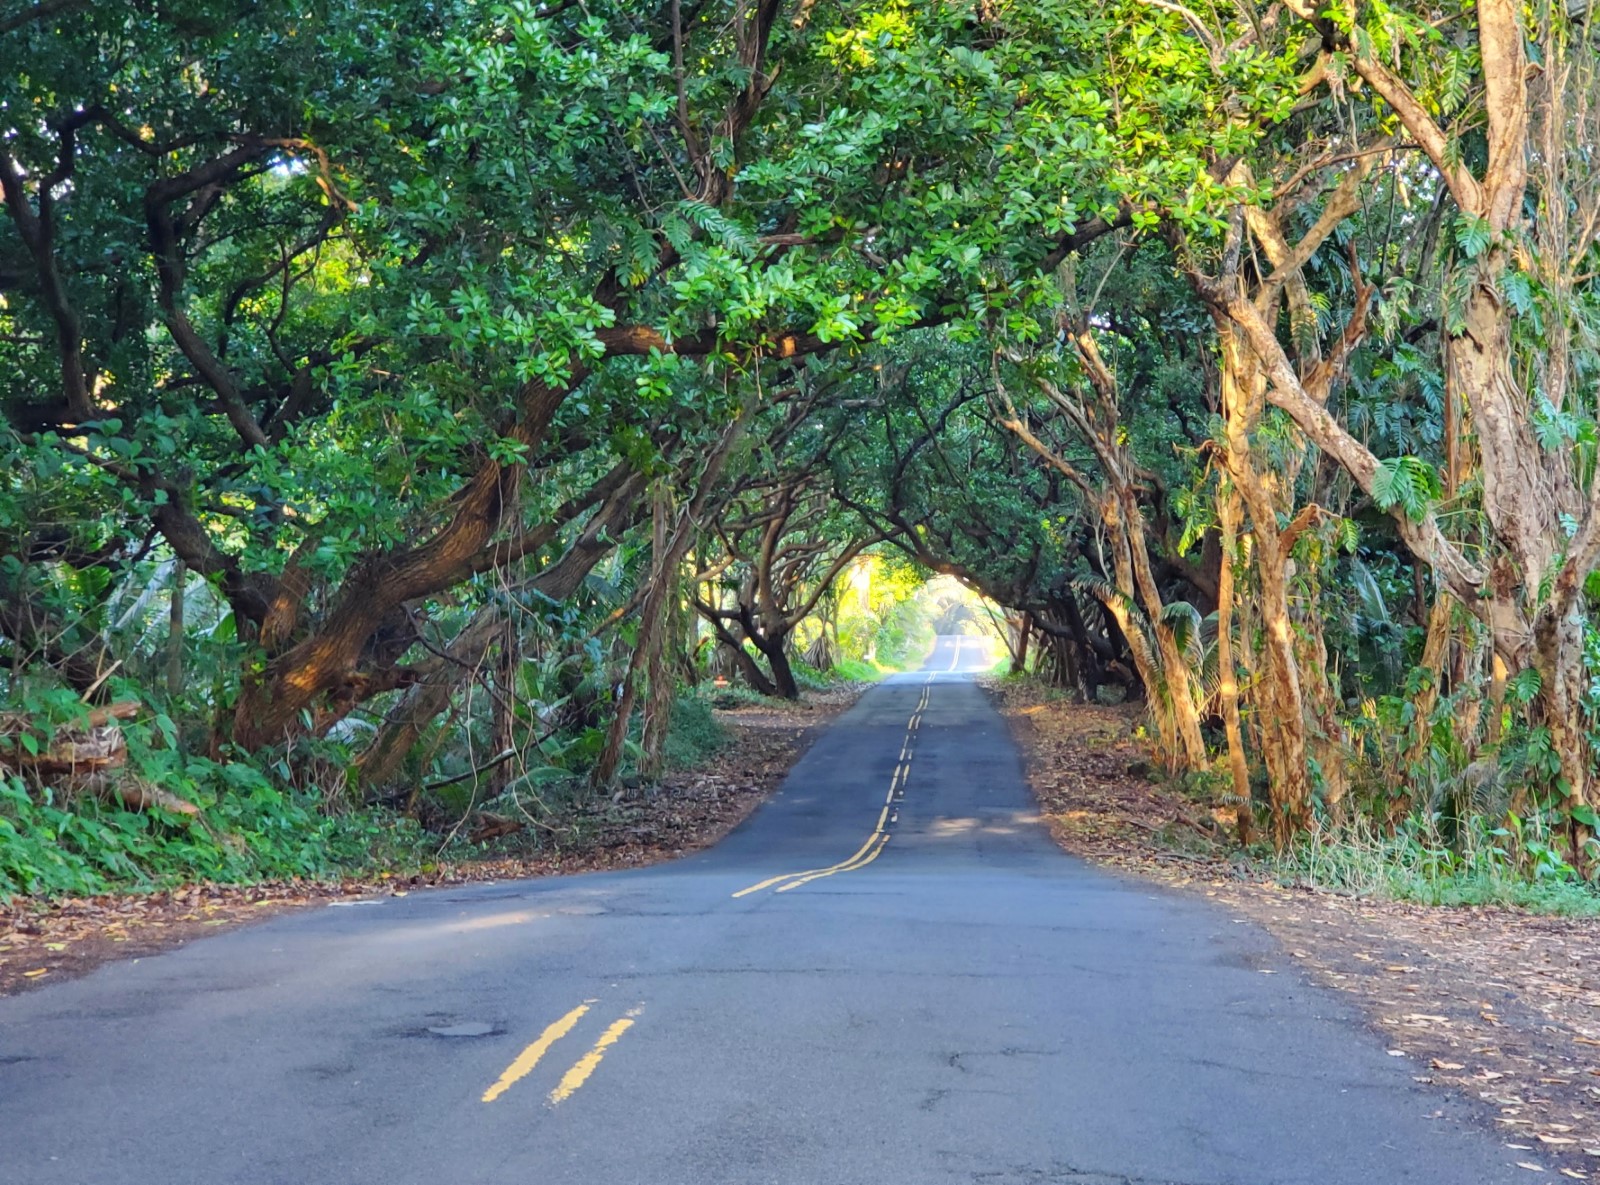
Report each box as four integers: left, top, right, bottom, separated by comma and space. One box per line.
1278, 815, 1600, 916
0, 749, 429, 902
831, 656, 890, 682
659, 694, 729, 770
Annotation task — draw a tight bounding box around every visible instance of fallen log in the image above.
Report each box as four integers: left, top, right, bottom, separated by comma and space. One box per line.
0, 701, 201, 816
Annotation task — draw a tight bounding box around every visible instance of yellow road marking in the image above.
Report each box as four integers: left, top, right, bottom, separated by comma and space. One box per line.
482, 1001, 593, 1103
775, 833, 889, 892
548, 1008, 642, 1105
731, 868, 813, 898
732, 823, 886, 896
731, 681, 932, 897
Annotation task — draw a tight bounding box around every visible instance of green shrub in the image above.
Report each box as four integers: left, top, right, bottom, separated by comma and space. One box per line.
831, 656, 890, 682
0, 751, 429, 902
659, 694, 730, 770
1278, 816, 1600, 916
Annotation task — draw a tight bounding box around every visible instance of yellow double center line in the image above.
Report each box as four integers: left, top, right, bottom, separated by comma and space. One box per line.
482, 1000, 644, 1106
732, 682, 931, 898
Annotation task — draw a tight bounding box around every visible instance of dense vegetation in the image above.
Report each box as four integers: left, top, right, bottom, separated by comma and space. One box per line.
3, 0, 1598, 901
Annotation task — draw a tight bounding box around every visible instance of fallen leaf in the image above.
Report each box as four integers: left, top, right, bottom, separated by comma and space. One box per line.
22, 968, 47, 978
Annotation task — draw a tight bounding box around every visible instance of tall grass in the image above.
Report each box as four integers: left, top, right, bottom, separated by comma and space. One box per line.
1277, 816, 1600, 916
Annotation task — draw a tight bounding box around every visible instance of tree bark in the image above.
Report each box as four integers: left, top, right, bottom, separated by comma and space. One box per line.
166, 561, 185, 701
1217, 320, 1311, 847
1216, 489, 1255, 845
353, 474, 646, 793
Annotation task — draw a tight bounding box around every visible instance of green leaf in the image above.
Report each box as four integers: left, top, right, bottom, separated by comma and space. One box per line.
1370, 456, 1440, 522
1455, 214, 1491, 259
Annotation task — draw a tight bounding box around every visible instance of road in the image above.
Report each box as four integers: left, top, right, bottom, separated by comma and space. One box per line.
2, 636, 1522, 1184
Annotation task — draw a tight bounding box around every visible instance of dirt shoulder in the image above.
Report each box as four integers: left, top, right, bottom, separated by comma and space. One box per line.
987, 676, 1600, 1179
0, 683, 864, 999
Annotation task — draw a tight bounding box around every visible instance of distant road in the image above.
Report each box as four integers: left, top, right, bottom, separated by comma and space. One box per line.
0, 636, 1521, 1184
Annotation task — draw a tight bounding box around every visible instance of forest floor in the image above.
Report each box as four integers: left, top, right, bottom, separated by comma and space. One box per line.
0, 683, 865, 999
987, 676, 1600, 1179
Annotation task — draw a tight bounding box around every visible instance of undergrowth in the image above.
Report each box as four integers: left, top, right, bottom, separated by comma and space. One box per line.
829, 656, 895, 682
0, 768, 429, 900
1274, 817, 1600, 916
1, 691, 738, 902
657, 694, 730, 771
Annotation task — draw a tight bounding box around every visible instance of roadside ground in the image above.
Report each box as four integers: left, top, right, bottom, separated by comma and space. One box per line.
987, 676, 1600, 1181
0, 684, 863, 997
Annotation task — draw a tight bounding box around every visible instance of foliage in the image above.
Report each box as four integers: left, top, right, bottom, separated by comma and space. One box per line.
0, 764, 426, 901
4, 0, 1600, 900
656, 695, 731, 773
1280, 818, 1600, 917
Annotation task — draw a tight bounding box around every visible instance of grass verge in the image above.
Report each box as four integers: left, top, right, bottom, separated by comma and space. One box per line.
1276, 819, 1600, 916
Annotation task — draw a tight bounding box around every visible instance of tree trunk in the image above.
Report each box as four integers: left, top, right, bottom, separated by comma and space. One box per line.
167, 561, 186, 702
1107, 487, 1207, 772
354, 475, 647, 793
1218, 322, 1311, 848
229, 379, 611, 750
727, 641, 777, 696
759, 635, 801, 700
639, 579, 684, 781
355, 606, 502, 795
1398, 590, 1456, 823
1296, 576, 1349, 825
595, 487, 676, 789
1010, 612, 1032, 675
1534, 610, 1593, 867
1056, 597, 1102, 700
1217, 491, 1254, 845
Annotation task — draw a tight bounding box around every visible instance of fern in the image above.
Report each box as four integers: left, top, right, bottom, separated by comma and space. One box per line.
1371, 455, 1441, 522
675, 199, 757, 259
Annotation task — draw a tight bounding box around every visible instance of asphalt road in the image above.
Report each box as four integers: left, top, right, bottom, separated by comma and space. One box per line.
2, 636, 1525, 1184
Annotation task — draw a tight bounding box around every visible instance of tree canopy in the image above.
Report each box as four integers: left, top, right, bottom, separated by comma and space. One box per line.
5, 0, 1600, 893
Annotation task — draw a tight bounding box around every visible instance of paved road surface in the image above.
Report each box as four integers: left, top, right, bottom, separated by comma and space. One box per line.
2, 636, 1522, 1184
